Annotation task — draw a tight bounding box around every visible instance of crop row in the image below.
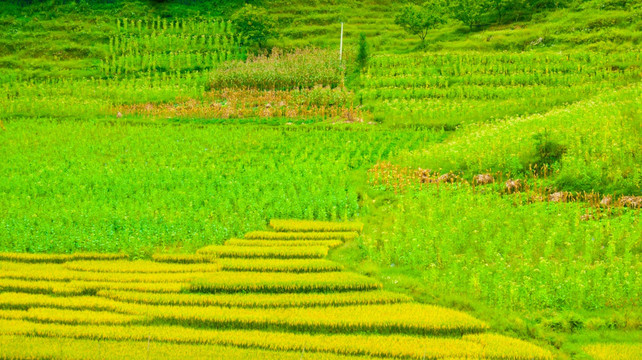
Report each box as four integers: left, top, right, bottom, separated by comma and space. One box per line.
0, 252, 127, 263
1, 267, 214, 283
1, 271, 380, 294
63, 260, 220, 273
361, 70, 634, 88
151, 254, 214, 263
0, 321, 552, 360
0, 279, 87, 296
0, 302, 488, 335
269, 219, 363, 232
244, 231, 359, 240
115, 18, 233, 36
217, 259, 343, 273
0, 292, 129, 313
0, 278, 182, 294
188, 271, 381, 293
224, 239, 344, 248
0, 308, 139, 326
0, 334, 370, 360
0, 290, 408, 311
101, 50, 242, 76
145, 303, 487, 335
147, 256, 343, 273
96, 290, 409, 308
6, 258, 343, 275
120, 91, 364, 122
110, 34, 239, 55
366, 52, 641, 75
358, 82, 626, 101
196, 245, 328, 259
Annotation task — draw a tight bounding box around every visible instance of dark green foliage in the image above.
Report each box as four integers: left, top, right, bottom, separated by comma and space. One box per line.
533, 131, 567, 167
448, 0, 490, 30
356, 33, 369, 69
231, 4, 276, 48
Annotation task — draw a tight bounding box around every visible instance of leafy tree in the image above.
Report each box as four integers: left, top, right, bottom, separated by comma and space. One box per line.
231, 4, 276, 48
448, 0, 489, 31
489, 0, 515, 23
394, 1, 447, 45
356, 33, 369, 69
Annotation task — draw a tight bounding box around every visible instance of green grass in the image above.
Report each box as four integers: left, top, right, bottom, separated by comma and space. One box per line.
397, 84, 642, 194
360, 185, 641, 312
266, 0, 641, 52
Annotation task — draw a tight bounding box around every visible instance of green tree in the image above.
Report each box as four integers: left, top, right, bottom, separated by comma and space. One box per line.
356, 33, 369, 69
394, 1, 447, 45
489, 0, 513, 23
448, 0, 489, 31
231, 4, 276, 48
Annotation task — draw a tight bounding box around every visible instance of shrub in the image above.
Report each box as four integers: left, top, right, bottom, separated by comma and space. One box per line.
231, 4, 276, 48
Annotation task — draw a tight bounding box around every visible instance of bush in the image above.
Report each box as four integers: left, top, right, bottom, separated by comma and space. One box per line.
231, 4, 276, 48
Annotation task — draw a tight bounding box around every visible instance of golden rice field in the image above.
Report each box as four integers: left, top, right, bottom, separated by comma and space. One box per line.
0, 219, 557, 359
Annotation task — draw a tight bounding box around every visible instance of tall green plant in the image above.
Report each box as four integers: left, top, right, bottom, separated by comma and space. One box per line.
356, 33, 369, 69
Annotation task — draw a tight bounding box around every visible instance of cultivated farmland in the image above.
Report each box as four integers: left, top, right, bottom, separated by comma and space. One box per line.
0, 0, 640, 359
0, 220, 553, 359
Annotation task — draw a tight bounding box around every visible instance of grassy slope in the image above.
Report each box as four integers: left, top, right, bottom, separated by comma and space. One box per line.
2, 0, 640, 81
266, 0, 641, 52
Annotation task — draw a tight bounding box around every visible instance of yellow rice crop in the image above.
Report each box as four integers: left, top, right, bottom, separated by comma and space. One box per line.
0, 278, 82, 295
96, 290, 410, 308
218, 259, 343, 272
143, 303, 488, 335
196, 245, 328, 259
0, 278, 183, 295
2, 267, 215, 283
64, 260, 220, 273
0, 292, 130, 313
244, 231, 359, 240
0, 252, 128, 263
0, 334, 379, 360
68, 281, 184, 293
0, 307, 139, 325
463, 333, 554, 360
0, 319, 548, 359
189, 271, 381, 293
270, 219, 364, 232
583, 343, 642, 360
0, 302, 486, 335
225, 239, 344, 248
152, 254, 215, 263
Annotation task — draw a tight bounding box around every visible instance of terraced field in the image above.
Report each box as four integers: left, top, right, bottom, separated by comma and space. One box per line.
0, 220, 553, 359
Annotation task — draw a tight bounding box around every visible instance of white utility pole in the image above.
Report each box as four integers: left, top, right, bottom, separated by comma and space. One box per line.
339, 22, 344, 63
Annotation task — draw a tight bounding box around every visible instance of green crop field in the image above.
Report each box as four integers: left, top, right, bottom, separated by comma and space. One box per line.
0, 0, 640, 359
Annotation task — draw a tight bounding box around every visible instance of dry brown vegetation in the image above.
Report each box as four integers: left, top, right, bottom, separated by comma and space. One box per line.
119, 87, 366, 122
369, 162, 642, 213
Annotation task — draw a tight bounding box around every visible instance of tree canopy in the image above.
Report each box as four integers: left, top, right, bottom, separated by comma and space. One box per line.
394, 1, 447, 44
231, 4, 276, 48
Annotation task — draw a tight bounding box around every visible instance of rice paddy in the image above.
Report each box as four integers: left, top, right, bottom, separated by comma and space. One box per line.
0, 220, 553, 359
